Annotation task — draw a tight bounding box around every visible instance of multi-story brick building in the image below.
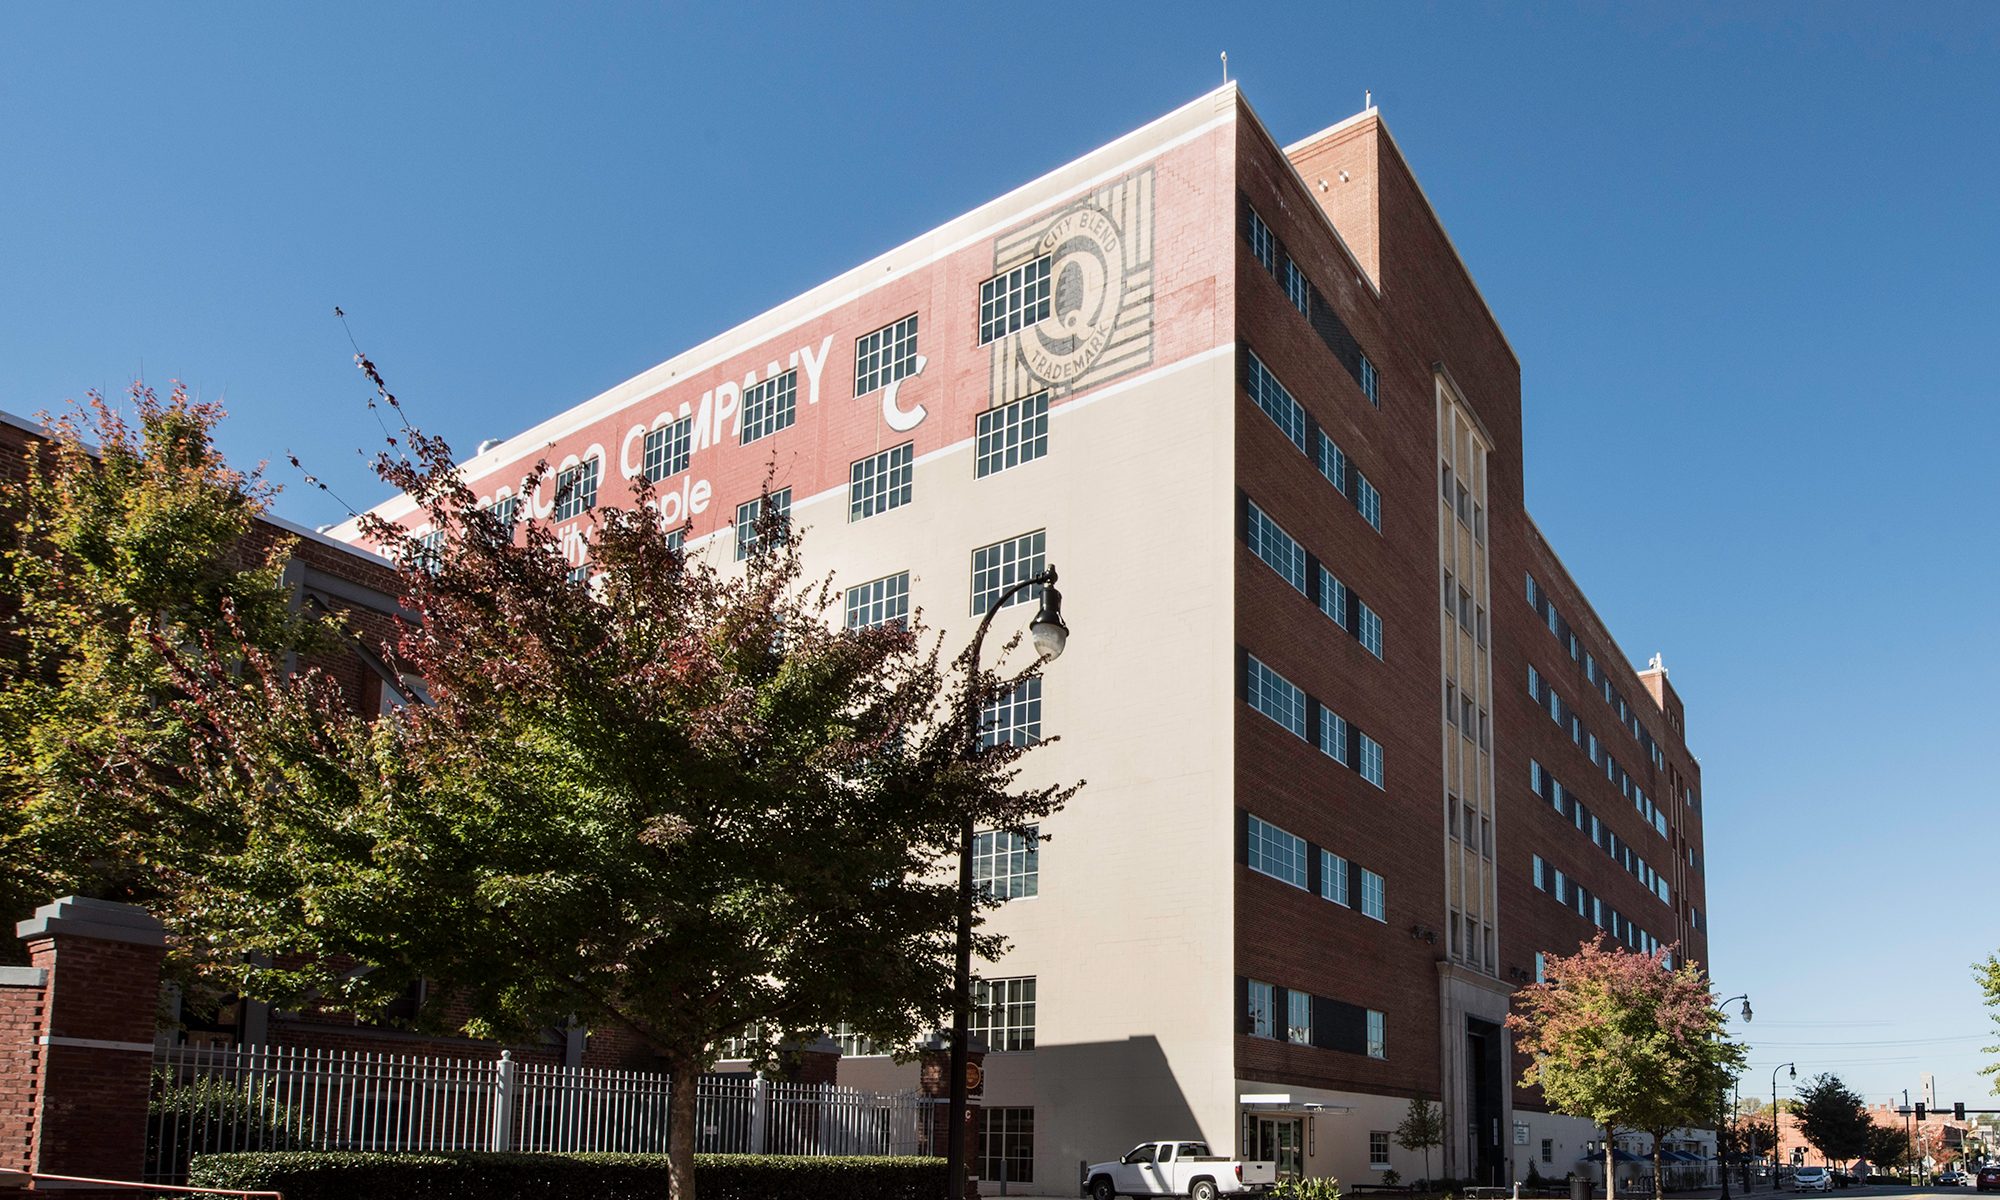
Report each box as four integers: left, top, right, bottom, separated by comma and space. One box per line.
333, 83, 1712, 1189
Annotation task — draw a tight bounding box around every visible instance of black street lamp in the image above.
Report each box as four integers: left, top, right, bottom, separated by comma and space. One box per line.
1772, 1063, 1797, 1183
1717, 995, 1751, 1200
945, 567, 1067, 1200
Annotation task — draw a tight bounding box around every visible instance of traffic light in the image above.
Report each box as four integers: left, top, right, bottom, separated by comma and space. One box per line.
1916, 1103, 1926, 1121
1955, 1102, 1966, 1121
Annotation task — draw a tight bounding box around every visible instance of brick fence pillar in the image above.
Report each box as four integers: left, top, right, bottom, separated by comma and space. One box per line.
16, 896, 166, 1186
778, 1034, 842, 1086
0, 962, 47, 1175
918, 1031, 986, 1199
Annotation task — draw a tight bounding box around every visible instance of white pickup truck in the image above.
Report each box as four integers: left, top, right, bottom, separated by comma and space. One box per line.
1084, 1141, 1279, 1200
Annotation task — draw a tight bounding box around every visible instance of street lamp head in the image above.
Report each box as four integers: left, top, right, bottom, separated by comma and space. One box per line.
1742, 998, 1753, 1023
1030, 570, 1068, 662
1789, 1064, 1796, 1080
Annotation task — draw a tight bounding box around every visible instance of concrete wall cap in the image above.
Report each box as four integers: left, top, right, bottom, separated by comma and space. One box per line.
0, 965, 47, 987
15, 895, 168, 947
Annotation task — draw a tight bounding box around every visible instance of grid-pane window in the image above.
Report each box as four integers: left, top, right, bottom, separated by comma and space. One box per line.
970, 976, 1035, 1051
1247, 979, 1276, 1038
410, 528, 445, 575
979, 256, 1052, 344
1360, 868, 1386, 922
1286, 989, 1312, 1045
1320, 850, 1349, 906
1318, 707, 1350, 766
834, 1022, 880, 1057
1246, 815, 1307, 889
854, 314, 919, 396
970, 530, 1045, 615
1359, 355, 1379, 405
976, 392, 1049, 477
844, 571, 910, 630
1356, 475, 1382, 531
978, 1107, 1035, 1185
1246, 656, 1306, 740
973, 826, 1039, 900
1247, 209, 1277, 273
1358, 733, 1385, 788
1246, 501, 1308, 594
740, 370, 797, 444
1246, 352, 1307, 452
553, 459, 599, 521
1315, 434, 1350, 500
849, 443, 914, 521
1370, 1132, 1390, 1167
734, 489, 791, 561
1318, 566, 1348, 628
980, 677, 1042, 749
1366, 1009, 1386, 1058
1358, 603, 1384, 658
1283, 258, 1310, 317
642, 415, 695, 481
489, 495, 520, 530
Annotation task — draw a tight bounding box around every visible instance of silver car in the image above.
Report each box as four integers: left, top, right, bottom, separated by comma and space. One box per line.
1791, 1168, 1831, 1193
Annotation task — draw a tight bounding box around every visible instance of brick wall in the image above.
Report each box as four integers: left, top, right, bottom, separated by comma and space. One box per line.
0, 967, 45, 1174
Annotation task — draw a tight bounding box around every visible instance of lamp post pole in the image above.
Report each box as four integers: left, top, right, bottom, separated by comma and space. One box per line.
1772, 1063, 1796, 1185
1717, 995, 1750, 1200
945, 567, 1068, 1200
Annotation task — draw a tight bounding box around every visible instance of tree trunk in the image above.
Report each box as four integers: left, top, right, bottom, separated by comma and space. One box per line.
668, 1050, 702, 1200
1650, 1135, 1664, 1200
1605, 1126, 1617, 1200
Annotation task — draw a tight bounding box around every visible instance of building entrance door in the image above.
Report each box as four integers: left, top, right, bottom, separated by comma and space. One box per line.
1251, 1116, 1304, 1180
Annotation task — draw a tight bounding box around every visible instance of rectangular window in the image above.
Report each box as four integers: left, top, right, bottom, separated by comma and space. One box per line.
1319, 850, 1349, 906
1542, 1139, 1554, 1165
1535, 952, 1547, 983
1247, 208, 1277, 273
833, 1021, 879, 1057
1245, 501, 1308, 594
1360, 868, 1386, 921
1317, 706, 1350, 766
1283, 257, 1311, 317
1359, 354, 1379, 406
410, 528, 445, 575
1246, 352, 1307, 452
642, 416, 695, 482
1318, 566, 1349, 629
1246, 656, 1307, 740
1366, 1009, 1386, 1058
979, 256, 1052, 344
1370, 1131, 1391, 1168
854, 313, 919, 397
978, 1107, 1035, 1185
844, 571, 910, 630
734, 488, 791, 561
489, 495, 520, 530
1246, 814, 1308, 890
970, 530, 1046, 615
1532, 854, 1546, 891
1356, 475, 1382, 531
973, 826, 1039, 900
553, 459, 599, 521
740, 370, 798, 444
975, 392, 1049, 477
849, 442, 914, 521
1247, 979, 1276, 1039
980, 677, 1043, 749
1358, 603, 1384, 658
970, 976, 1036, 1051
1358, 733, 1385, 788
1286, 989, 1312, 1045
1316, 431, 1350, 497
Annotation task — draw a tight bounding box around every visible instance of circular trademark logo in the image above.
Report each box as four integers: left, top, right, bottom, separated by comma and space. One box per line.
1022, 205, 1124, 388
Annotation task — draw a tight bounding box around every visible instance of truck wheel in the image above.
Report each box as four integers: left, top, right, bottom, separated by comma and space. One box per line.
1092, 1177, 1117, 1200
1190, 1179, 1218, 1200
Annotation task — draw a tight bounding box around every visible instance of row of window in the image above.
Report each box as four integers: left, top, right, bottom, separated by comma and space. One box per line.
1242, 201, 1381, 406
1530, 853, 1668, 959
1244, 654, 1386, 788
1245, 351, 1383, 531
1525, 573, 1667, 772
1244, 813, 1387, 921
1530, 759, 1673, 907
1244, 499, 1383, 657
1244, 977, 1387, 1059
1527, 665, 1669, 839
837, 527, 1047, 638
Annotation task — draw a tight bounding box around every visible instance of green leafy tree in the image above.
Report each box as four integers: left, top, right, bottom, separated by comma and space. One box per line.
1394, 1095, 1443, 1186
1506, 937, 1744, 1200
1792, 1073, 1870, 1167
0, 385, 311, 946
1866, 1123, 1911, 1174
1980, 953, 2000, 1094
165, 355, 1079, 1200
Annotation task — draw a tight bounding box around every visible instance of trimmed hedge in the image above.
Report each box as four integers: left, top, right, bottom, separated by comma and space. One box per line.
188, 1151, 947, 1200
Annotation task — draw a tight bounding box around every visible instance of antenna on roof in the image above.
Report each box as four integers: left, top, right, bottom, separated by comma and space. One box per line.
1221, 51, 1228, 84
1365, 88, 1373, 110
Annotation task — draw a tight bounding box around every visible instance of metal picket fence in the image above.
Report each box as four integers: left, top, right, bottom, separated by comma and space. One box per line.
146, 1043, 927, 1183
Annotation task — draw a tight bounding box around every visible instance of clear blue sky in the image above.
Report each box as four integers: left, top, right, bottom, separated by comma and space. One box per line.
5, 2, 1997, 1110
